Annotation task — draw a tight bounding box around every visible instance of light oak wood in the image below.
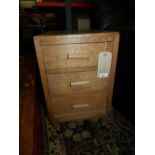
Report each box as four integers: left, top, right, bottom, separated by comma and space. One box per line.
47, 71, 108, 96
107, 32, 120, 113
34, 31, 120, 125
67, 53, 89, 59
52, 110, 107, 122
46, 66, 97, 74
70, 80, 90, 87
49, 91, 107, 115
41, 42, 113, 72
72, 104, 89, 108
36, 32, 114, 45
34, 38, 52, 115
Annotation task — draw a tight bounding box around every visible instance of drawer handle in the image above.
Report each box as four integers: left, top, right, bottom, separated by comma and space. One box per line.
70, 80, 90, 87
72, 104, 89, 109
67, 54, 89, 59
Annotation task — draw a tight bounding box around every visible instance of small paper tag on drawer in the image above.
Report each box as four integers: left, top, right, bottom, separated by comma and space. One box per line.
98, 72, 108, 78
97, 51, 112, 78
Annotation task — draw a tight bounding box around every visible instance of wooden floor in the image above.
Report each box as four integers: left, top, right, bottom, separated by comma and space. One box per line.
19, 55, 43, 155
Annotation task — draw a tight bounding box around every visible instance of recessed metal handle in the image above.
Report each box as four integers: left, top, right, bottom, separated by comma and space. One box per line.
72, 104, 89, 109
70, 80, 90, 87
67, 54, 89, 59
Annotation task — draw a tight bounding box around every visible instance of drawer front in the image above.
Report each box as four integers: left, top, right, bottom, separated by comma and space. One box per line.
41, 42, 113, 71
53, 110, 106, 122
47, 71, 108, 96
49, 92, 107, 115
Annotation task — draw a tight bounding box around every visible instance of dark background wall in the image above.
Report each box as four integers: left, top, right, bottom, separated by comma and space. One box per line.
90, 0, 135, 125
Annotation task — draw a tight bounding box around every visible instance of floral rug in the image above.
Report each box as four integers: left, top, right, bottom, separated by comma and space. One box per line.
20, 55, 134, 155
45, 110, 135, 155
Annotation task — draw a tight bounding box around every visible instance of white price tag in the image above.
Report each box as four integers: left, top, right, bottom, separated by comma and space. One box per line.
97, 51, 112, 78
98, 72, 108, 78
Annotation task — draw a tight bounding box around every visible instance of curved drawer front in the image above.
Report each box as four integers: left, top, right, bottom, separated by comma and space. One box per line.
41, 42, 113, 72
49, 92, 107, 115
47, 71, 108, 96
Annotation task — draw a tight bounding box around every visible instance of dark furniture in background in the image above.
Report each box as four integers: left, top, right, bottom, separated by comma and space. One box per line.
19, 1, 92, 56
19, 57, 43, 155
36, 0, 92, 30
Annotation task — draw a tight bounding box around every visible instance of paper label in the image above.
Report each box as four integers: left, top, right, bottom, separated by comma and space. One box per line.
98, 72, 108, 78
97, 51, 112, 78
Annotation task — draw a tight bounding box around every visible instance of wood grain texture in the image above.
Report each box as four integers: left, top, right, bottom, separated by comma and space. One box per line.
34, 38, 52, 114
46, 66, 97, 74
41, 42, 113, 72
34, 32, 114, 45
20, 88, 42, 155
107, 32, 120, 113
47, 71, 108, 96
19, 55, 42, 155
49, 91, 107, 115
34, 31, 120, 124
20, 88, 34, 155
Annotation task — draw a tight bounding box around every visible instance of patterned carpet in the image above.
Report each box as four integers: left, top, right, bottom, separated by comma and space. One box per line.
19, 55, 134, 155
45, 110, 135, 155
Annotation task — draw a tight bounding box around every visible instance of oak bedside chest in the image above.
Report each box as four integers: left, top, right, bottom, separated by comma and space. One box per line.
34, 31, 120, 126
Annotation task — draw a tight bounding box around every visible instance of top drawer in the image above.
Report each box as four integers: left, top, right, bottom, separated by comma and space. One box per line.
41, 42, 113, 72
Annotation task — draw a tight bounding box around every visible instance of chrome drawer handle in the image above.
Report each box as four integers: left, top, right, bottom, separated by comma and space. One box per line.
67, 54, 89, 59
72, 104, 89, 109
70, 80, 90, 87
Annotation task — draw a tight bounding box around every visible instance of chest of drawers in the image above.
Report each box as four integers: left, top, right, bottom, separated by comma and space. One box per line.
34, 31, 120, 126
